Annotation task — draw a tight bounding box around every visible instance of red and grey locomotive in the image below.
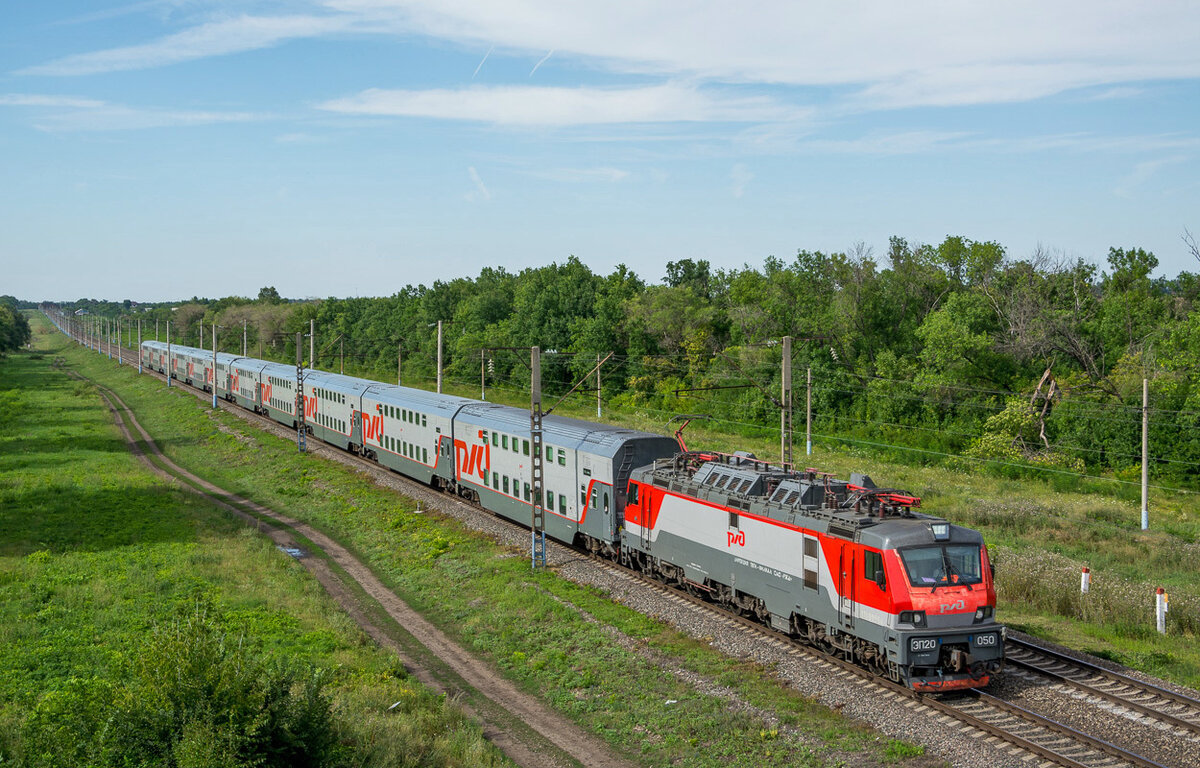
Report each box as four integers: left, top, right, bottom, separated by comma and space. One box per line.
623, 451, 1004, 690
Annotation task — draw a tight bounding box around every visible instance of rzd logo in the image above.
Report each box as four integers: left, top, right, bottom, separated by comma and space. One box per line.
453, 433, 491, 481
362, 413, 383, 441
304, 396, 318, 419
727, 530, 746, 547
262, 382, 272, 402
938, 599, 966, 614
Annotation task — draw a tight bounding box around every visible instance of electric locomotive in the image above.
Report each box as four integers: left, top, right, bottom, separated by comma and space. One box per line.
622, 451, 1004, 690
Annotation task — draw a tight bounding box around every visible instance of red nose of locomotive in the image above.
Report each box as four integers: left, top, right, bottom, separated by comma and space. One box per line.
887, 526, 1003, 691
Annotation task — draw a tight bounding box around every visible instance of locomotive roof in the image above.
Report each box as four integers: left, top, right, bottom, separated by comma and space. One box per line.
634, 451, 969, 547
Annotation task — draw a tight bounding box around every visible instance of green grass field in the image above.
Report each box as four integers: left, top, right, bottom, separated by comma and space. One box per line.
8, 315, 937, 767
0, 325, 512, 767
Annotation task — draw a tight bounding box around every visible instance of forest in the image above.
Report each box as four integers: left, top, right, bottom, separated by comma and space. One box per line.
54, 234, 1200, 492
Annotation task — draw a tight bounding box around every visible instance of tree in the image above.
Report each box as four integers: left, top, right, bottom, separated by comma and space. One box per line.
257, 286, 283, 304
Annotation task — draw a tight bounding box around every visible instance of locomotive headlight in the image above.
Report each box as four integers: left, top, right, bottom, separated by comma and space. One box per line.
930, 523, 950, 541
899, 611, 926, 626
974, 606, 994, 622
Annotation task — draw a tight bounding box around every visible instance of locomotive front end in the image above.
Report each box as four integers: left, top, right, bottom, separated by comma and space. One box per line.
887, 522, 1004, 691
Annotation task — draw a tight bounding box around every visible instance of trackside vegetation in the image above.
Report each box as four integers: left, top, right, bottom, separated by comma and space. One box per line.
57, 236, 1200, 492
31, 317, 937, 766
0, 322, 511, 767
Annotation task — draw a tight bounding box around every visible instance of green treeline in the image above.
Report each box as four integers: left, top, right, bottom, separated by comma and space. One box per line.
52, 236, 1200, 489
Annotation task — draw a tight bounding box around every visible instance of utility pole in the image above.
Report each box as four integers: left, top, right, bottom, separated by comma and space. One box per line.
309, 319, 315, 371
137, 319, 142, 374
117, 318, 123, 366
156, 318, 159, 342
436, 320, 443, 394
166, 321, 172, 388
243, 319, 247, 357
1142, 378, 1149, 531
212, 324, 218, 409
781, 336, 792, 467
530, 345, 545, 569
340, 336, 344, 375
397, 341, 403, 385
481, 348, 486, 400
199, 323, 203, 351
296, 332, 307, 453
597, 352, 603, 419
806, 367, 812, 456
106, 318, 112, 360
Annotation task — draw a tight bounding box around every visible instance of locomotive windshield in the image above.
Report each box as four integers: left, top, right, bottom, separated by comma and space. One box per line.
899, 545, 982, 586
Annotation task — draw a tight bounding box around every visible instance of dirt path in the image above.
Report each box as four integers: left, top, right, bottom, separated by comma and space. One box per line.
73, 366, 633, 768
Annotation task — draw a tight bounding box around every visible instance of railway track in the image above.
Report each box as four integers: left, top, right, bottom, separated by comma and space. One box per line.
577, 554, 1173, 768
1006, 636, 1200, 738
65, 328, 1186, 768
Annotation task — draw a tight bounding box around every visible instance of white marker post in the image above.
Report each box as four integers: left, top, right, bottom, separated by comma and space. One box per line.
1156, 587, 1168, 634
1080, 566, 1090, 594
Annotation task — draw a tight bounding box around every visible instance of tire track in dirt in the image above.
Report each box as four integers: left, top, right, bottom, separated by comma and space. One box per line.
68, 364, 633, 768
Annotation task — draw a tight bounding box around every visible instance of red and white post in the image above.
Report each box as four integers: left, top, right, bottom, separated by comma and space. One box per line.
1156, 587, 1168, 634
1080, 566, 1090, 594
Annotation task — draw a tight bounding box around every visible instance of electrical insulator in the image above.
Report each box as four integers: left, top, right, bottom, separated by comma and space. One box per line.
488, 358, 495, 374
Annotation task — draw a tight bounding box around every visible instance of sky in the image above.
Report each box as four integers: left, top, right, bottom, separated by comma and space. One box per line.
3, 1, 1200, 303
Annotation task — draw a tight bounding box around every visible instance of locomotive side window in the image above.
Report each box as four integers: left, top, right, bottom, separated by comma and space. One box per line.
803, 535, 819, 590
559, 495, 567, 514
627, 483, 639, 505
603, 492, 609, 513
557, 449, 566, 466
864, 549, 885, 589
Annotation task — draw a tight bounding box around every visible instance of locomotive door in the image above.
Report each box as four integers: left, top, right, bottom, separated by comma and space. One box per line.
837, 545, 855, 629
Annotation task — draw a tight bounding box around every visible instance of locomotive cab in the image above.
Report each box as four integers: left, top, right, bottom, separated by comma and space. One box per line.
878, 521, 1004, 691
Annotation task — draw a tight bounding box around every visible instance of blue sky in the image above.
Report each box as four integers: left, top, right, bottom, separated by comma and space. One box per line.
3, 1, 1200, 302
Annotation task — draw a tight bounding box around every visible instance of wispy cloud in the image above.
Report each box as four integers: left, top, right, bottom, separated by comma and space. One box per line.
0, 92, 263, 130
327, 0, 1200, 109
466, 166, 491, 201
527, 167, 630, 183
318, 84, 804, 126
730, 163, 752, 197
472, 45, 493, 79
0, 94, 106, 108
18, 14, 348, 76
529, 50, 554, 77
1114, 155, 1189, 198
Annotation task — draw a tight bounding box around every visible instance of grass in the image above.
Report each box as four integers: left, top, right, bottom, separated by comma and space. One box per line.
34, 314, 937, 767
0, 324, 512, 767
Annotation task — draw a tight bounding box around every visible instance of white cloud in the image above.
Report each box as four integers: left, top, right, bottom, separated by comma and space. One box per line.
466, 166, 491, 201
17, 1, 1200, 115
0, 92, 262, 130
1114, 155, 1189, 198
730, 163, 751, 198
19, 14, 348, 75
528, 167, 630, 183
326, 0, 1200, 108
0, 94, 106, 108
318, 84, 802, 126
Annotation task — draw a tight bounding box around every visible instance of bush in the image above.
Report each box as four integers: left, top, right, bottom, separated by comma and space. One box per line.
19, 611, 341, 768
